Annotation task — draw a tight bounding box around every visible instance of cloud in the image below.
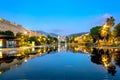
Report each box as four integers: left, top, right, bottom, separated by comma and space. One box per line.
101, 13, 112, 19
91, 13, 112, 25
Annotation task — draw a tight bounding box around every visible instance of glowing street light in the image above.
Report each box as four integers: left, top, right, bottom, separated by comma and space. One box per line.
24, 31, 27, 35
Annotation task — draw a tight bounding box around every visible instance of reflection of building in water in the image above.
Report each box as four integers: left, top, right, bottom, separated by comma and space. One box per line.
58, 36, 66, 43
1, 45, 120, 76
0, 46, 58, 74
0, 49, 3, 58
0, 52, 2, 58
32, 48, 35, 52
58, 44, 67, 52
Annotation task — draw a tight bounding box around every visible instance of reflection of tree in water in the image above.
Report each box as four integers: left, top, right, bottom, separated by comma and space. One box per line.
68, 45, 119, 76
91, 48, 102, 64
68, 45, 120, 76
46, 46, 58, 54
68, 44, 93, 53
90, 48, 116, 76
107, 64, 116, 76
114, 52, 120, 68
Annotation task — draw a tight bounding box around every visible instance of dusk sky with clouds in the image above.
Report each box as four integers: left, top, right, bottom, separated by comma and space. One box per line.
0, 0, 120, 36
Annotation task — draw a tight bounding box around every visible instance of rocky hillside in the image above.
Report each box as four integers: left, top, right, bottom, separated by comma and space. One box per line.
0, 18, 43, 37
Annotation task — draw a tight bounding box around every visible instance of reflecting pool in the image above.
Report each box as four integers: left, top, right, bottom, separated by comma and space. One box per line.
0, 44, 120, 80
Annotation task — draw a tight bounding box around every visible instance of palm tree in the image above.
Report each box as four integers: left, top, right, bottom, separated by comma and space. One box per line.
100, 16, 115, 45
106, 16, 115, 28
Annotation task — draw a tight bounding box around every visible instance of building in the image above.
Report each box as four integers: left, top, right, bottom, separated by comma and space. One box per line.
0, 35, 20, 48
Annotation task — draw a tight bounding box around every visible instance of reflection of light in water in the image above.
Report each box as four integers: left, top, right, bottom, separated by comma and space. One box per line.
102, 54, 109, 68
24, 58, 28, 63
43, 48, 46, 53
32, 48, 35, 52
15, 53, 22, 57
57, 43, 67, 52
58, 44, 60, 52
48, 48, 50, 52
65, 43, 67, 48
15, 64, 18, 67
53, 46, 56, 49
75, 47, 79, 51
0, 51, 3, 58
0, 71, 3, 74
24, 59, 28, 63
39, 52, 42, 55
104, 63, 109, 68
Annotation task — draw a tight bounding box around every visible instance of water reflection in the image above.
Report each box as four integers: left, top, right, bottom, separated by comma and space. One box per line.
0, 44, 120, 77
68, 44, 93, 53
0, 45, 58, 74
69, 44, 120, 76
91, 48, 117, 76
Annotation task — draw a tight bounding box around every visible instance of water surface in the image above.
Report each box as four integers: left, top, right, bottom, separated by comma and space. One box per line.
0, 45, 120, 80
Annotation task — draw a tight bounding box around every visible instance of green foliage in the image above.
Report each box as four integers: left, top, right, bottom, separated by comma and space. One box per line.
90, 26, 101, 42
90, 26, 101, 37
4, 30, 14, 36
113, 23, 120, 37
28, 36, 40, 45
0, 31, 5, 35
0, 30, 14, 36
65, 36, 70, 43
70, 35, 77, 43
47, 35, 58, 44
16, 32, 23, 38
100, 27, 111, 41
28, 35, 58, 46
106, 16, 115, 27
47, 35, 53, 44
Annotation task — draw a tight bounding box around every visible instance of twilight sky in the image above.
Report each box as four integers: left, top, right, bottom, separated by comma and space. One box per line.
0, 0, 120, 36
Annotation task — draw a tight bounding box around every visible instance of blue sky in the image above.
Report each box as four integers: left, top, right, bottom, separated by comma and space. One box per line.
0, 0, 120, 36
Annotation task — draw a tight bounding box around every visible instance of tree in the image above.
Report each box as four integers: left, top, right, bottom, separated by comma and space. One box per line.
100, 26, 110, 40
47, 35, 53, 44
0, 31, 5, 35
106, 16, 115, 28
65, 36, 70, 43
100, 16, 115, 45
47, 35, 58, 44
70, 35, 77, 43
4, 30, 14, 36
16, 32, 23, 38
113, 23, 120, 37
101, 16, 115, 37
90, 26, 102, 43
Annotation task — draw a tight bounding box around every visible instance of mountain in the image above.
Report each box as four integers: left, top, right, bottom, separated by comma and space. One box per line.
0, 18, 44, 37
36, 31, 48, 36
49, 33, 59, 37
36, 31, 59, 38
68, 32, 89, 37
0, 18, 27, 34
0, 18, 88, 38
